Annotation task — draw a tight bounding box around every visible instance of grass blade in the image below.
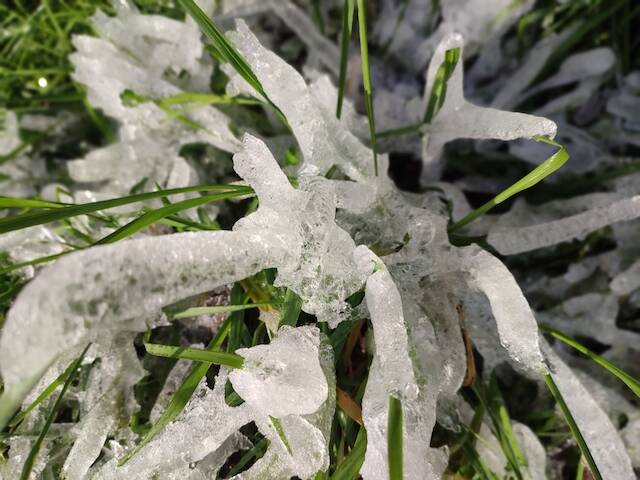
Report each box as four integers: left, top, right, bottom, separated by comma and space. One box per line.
94, 190, 251, 244
541, 325, 640, 398
387, 395, 403, 480
278, 288, 303, 328
423, 47, 461, 123
336, 0, 355, 118
9, 355, 78, 429
356, 0, 378, 176
330, 427, 367, 480
449, 135, 568, 232
0, 184, 251, 234
170, 302, 272, 320
19, 344, 90, 480
270, 416, 293, 455
543, 373, 602, 480
119, 290, 245, 465
144, 343, 244, 369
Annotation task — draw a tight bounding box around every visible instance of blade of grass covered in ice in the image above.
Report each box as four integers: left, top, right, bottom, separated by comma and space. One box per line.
270, 416, 293, 455
387, 395, 403, 480
330, 427, 367, 480
449, 135, 569, 232
0, 184, 252, 234
19, 344, 90, 480
336, 0, 355, 118
541, 325, 640, 397
356, 0, 378, 176
8, 354, 79, 430
119, 290, 246, 466
169, 302, 274, 320
543, 373, 602, 480
144, 343, 244, 369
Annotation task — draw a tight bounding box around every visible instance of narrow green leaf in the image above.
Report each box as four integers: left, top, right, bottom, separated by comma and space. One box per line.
9, 355, 78, 429
449, 136, 569, 232
541, 325, 640, 398
387, 395, 403, 480
356, 0, 378, 176
19, 344, 90, 480
226, 437, 269, 477
270, 416, 293, 455
278, 289, 303, 328
336, 0, 355, 118
424, 47, 460, 123
170, 302, 273, 320
94, 190, 251, 244
144, 343, 244, 369
544, 373, 603, 480
0, 184, 251, 234
0, 251, 69, 275
330, 427, 367, 480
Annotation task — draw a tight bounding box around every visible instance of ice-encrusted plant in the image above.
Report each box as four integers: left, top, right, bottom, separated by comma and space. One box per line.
1, 1, 639, 479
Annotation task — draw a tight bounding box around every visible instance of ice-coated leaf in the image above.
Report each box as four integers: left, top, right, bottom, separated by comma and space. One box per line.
487, 193, 640, 255
420, 34, 557, 181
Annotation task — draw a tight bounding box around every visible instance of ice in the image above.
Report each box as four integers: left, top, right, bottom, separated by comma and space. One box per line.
542, 339, 635, 479
227, 20, 376, 182
611, 259, 640, 295
488, 193, 640, 255
355, 245, 447, 480
229, 326, 328, 417
420, 34, 557, 181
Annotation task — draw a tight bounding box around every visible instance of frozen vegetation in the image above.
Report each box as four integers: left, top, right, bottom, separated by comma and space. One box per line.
0, 0, 639, 479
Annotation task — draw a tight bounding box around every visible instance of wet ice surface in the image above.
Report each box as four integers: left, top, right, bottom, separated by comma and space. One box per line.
1, 2, 639, 479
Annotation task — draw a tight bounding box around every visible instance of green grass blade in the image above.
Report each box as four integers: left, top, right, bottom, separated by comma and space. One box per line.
541, 325, 640, 397
270, 416, 293, 455
0, 197, 64, 209
119, 292, 244, 465
543, 373, 602, 480
170, 302, 272, 320
176, 0, 264, 99
387, 395, 403, 480
8, 355, 78, 429
330, 427, 367, 480
94, 190, 251, 244
278, 288, 303, 328
144, 343, 244, 369
449, 135, 568, 232
226, 437, 269, 477
356, 0, 378, 176
0, 184, 251, 234
19, 344, 90, 480
424, 47, 461, 124
0, 252, 69, 275
336, 0, 355, 118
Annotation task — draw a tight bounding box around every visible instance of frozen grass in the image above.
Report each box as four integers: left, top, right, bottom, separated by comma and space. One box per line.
0, 0, 639, 479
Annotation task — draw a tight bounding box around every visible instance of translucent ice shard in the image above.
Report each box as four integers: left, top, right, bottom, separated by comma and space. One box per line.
543, 339, 635, 479
229, 326, 328, 417
487, 194, 640, 255
421, 34, 557, 180
355, 245, 445, 480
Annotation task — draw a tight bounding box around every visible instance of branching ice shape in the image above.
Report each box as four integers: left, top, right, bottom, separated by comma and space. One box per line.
420, 33, 557, 181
